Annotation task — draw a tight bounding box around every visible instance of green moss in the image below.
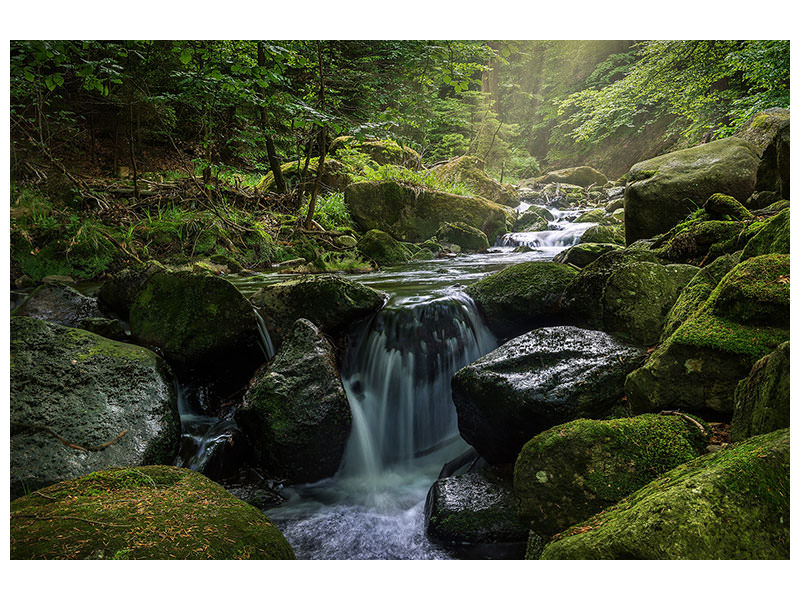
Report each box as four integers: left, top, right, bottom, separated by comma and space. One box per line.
356, 229, 411, 266
704, 193, 753, 221
540, 429, 789, 559
580, 224, 624, 244
10, 466, 295, 559
741, 208, 789, 260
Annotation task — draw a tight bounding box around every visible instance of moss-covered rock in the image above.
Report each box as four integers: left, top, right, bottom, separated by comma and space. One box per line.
256, 157, 353, 193
539, 429, 789, 559
561, 248, 661, 327
659, 253, 741, 342
129, 270, 263, 382
10, 317, 179, 499
651, 213, 754, 264
452, 326, 647, 465
533, 166, 608, 187
580, 224, 624, 244
704, 193, 754, 221
601, 261, 699, 345
97, 261, 166, 320
78, 316, 128, 340
514, 414, 708, 536
249, 273, 385, 345
731, 342, 789, 442
10, 466, 295, 559
624, 137, 760, 244
574, 208, 607, 223
465, 261, 578, 340
344, 180, 511, 242
431, 155, 519, 207
13, 282, 104, 328
625, 254, 789, 416
329, 136, 421, 169
356, 228, 412, 266
435, 221, 490, 252
513, 211, 548, 233
425, 467, 529, 559
236, 319, 351, 483
734, 107, 790, 198
740, 208, 789, 260
553, 242, 621, 268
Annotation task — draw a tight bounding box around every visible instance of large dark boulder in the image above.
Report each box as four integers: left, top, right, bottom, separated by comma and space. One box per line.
236, 319, 351, 483
435, 221, 490, 252
129, 270, 263, 381
356, 229, 412, 266
734, 107, 790, 198
624, 137, 760, 244
10, 466, 295, 559
465, 261, 578, 340
345, 180, 511, 242
539, 429, 789, 559
513, 414, 708, 537
452, 326, 647, 465
13, 283, 104, 328
425, 467, 529, 559
626, 254, 789, 417
553, 243, 621, 268
10, 317, 180, 499
731, 341, 789, 442
97, 260, 166, 320
249, 273, 385, 345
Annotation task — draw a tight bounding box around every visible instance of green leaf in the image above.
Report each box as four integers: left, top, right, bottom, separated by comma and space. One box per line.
179, 48, 193, 65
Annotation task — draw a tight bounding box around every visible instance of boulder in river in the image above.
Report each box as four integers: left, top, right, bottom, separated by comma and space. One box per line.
740, 207, 790, 260
580, 223, 624, 244
731, 341, 789, 442
452, 326, 647, 465
10, 316, 180, 499
97, 260, 166, 320
624, 137, 760, 244
344, 180, 511, 242
465, 261, 578, 341
430, 155, 519, 207
539, 428, 789, 559
236, 319, 351, 483
250, 273, 385, 345
435, 221, 490, 252
513, 414, 708, 537
356, 228, 412, 266
10, 465, 295, 559
13, 282, 104, 328
129, 269, 263, 382
553, 242, 621, 268
625, 253, 789, 417
425, 467, 529, 559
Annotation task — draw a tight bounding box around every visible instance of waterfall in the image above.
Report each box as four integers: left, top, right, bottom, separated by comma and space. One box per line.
338, 290, 496, 481
501, 205, 595, 252
254, 308, 276, 359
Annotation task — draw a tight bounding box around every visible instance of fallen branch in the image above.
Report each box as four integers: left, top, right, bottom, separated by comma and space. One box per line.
659, 410, 708, 436
11, 513, 129, 528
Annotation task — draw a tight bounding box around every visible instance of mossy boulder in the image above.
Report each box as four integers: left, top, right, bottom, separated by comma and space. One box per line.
356, 228, 412, 266
236, 319, 351, 483
10, 466, 295, 559
435, 221, 490, 252
13, 282, 104, 328
129, 270, 263, 381
539, 429, 789, 559
659, 253, 741, 342
574, 208, 607, 223
513, 211, 548, 233
654, 218, 750, 264
97, 260, 166, 320
703, 193, 753, 221
430, 155, 519, 207
731, 341, 789, 442
734, 107, 790, 198
78, 316, 127, 340
624, 137, 760, 244
256, 157, 353, 193
625, 254, 789, 416
249, 273, 385, 345
452, 326, 647, 465
523, 205, 555, 222
329, 136, 422, 169
425, 468, 529, 559
740, 208, 789, 260
534, 166, 608, 187
601, 261, 699, 345
553, 242, 621, 268
561, 248, 661, 327
580, 224, 624, 244
344, 180, 510, 242
514, 414, 708, 536
465, 261, 578, 340
10, 317, 180, 499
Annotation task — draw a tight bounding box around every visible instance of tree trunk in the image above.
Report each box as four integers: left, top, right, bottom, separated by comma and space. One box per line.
305, 41, 327, 230
257, 42, 287, 194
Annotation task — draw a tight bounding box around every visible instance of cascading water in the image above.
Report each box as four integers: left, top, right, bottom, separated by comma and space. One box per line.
499, 205, 595, 253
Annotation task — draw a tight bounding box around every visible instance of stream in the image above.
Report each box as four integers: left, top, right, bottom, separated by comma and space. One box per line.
188, 204, 593, 559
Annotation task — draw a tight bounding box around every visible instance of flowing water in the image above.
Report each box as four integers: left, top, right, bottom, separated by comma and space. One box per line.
181, 204, 593, 559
